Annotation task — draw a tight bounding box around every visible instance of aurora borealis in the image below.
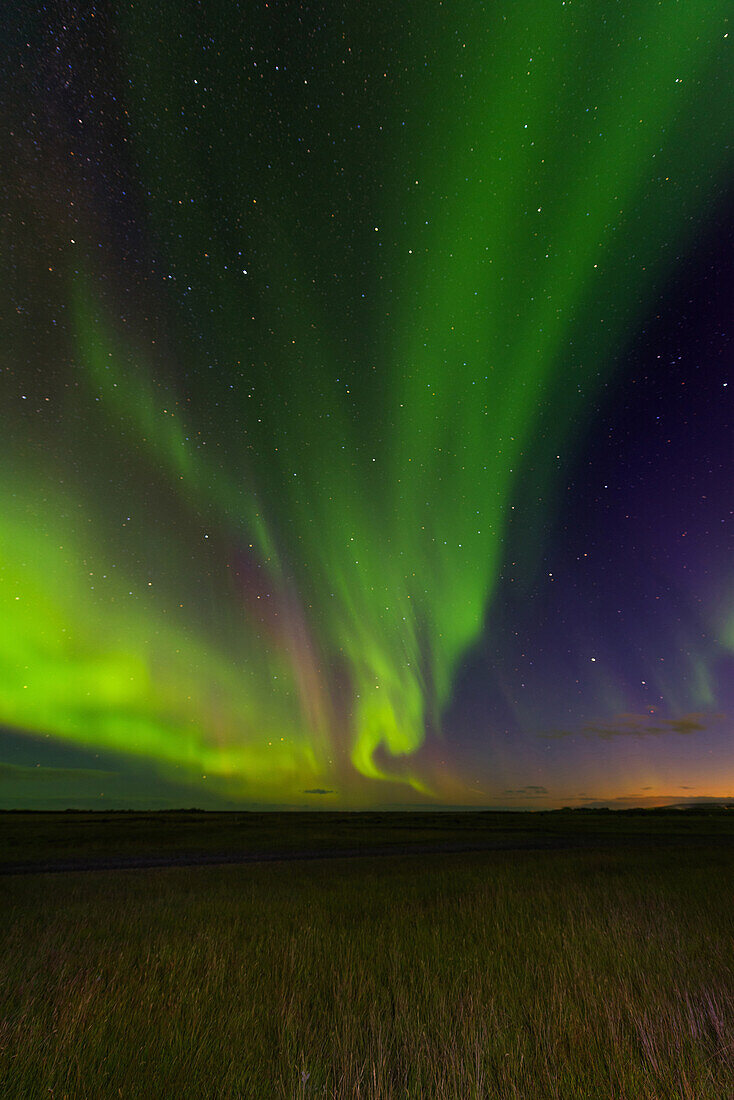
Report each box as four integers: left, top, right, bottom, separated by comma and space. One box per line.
2, 0, 732, 809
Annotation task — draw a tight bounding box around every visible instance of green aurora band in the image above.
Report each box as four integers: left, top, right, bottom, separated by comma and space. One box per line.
2, 0, 732, 803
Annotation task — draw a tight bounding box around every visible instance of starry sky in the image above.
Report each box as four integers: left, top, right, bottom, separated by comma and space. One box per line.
1, 0, 732, 810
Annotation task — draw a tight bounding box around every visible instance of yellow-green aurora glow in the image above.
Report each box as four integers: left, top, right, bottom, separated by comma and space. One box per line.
2, 0, 732, 806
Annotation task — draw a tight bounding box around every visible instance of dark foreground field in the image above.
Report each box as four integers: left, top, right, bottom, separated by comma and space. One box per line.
1, 814, 733, 1098
2, 807, 734, 872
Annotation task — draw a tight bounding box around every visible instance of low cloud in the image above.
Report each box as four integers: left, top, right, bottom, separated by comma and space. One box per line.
547, 712, 725, 741
503, 784, 548, 797
302, 788, 335, 795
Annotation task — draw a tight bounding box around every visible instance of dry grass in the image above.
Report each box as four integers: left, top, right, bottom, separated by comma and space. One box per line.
1, 845, 733, 1098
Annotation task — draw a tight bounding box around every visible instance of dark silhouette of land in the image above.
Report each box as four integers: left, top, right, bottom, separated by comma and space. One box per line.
2, 805, 732, 875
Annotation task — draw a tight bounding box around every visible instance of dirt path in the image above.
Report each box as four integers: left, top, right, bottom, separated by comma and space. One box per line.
2, 829, 711, 875
0, 834, 609, 875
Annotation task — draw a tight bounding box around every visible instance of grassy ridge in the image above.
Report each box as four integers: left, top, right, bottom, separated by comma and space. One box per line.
3, 809, 734, 867
1, 844, 733, 1098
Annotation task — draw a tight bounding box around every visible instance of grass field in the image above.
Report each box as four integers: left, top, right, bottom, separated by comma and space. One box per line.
3, 808, 734, 868
1, 816, 733, 1098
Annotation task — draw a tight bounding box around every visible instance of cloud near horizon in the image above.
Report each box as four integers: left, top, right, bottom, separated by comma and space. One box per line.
546, 712, 725, 742
502, 785, 548, 797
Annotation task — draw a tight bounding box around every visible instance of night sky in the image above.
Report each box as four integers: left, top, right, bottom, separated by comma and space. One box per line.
2, 1, 732, 810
